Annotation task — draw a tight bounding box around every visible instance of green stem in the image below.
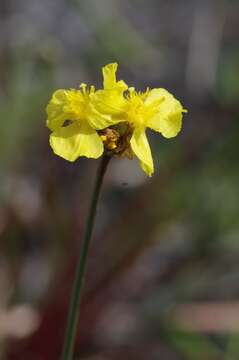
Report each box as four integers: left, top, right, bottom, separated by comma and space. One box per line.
61, 155, 110, 360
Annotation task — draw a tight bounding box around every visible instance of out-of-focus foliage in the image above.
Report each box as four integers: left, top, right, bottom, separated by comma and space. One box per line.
0, 0, 239, 359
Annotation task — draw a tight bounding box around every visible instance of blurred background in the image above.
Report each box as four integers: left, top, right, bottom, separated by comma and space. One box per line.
0, 0, 239, 359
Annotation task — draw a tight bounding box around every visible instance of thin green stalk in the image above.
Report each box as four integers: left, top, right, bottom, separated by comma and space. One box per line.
61, 155, 110, 360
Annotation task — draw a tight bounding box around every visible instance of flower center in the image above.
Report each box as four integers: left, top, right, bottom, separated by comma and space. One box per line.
99, 123, 133, 159
126, 88, 159, 128
63, 84, 95, 123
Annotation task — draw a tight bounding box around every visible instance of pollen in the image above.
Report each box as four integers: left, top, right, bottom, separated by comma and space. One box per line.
100, 135, 107, 142
107, 142, 117, 150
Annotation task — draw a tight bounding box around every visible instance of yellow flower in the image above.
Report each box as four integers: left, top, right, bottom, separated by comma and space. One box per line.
124, 87, 186, 176
46, 62, 187, 177
92, 84, 186, 176
46, 63, 127, 162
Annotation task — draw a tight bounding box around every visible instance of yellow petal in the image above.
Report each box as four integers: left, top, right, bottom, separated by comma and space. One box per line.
102, 63, 127, 90
103, 63, 117, 89
46, 90, 68, 131
130, 128, 154, 176
87, 100, 121, 130
91, 89, 127, 118
87, 63, 128, 129
46, 89, 85, 131
102, 62, 128, 93
146, 88, 185, 138
49, 122, 103, 161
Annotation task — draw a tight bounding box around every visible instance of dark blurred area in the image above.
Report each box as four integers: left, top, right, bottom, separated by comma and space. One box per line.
0, 0, 239, 359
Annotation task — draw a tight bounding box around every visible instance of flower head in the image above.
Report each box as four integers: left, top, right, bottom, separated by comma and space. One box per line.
124, 87, 186, 176
46, 63, 127, 162
46, 62, 187, 176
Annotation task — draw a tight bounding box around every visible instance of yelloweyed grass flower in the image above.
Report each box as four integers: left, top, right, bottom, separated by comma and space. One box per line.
125, 87, 186, 176
46, 63, 127, 161
46, 62, 187, 176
